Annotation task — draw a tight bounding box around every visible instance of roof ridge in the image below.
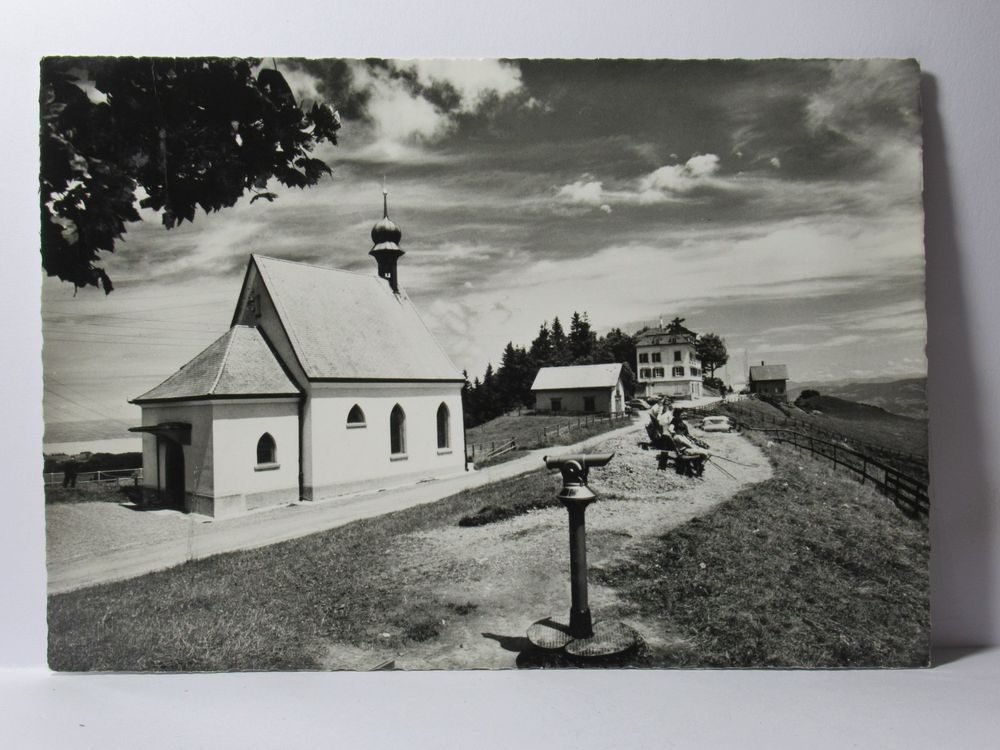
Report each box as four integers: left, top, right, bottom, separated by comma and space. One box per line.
253, 256, 312, 376
253, 253, 389, 282
208, 326, 239, 395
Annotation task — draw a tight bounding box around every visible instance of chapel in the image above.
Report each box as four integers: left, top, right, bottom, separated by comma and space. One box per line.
130, 194, 467, 518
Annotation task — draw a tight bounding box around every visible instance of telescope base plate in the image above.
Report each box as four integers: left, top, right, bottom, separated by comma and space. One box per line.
526, 617, 640, 658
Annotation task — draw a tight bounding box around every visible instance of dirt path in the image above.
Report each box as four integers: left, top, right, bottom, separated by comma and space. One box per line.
46, 420, 647, 594
316, 425, 773, 670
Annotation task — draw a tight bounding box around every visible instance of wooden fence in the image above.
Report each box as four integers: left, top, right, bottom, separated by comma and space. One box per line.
750, 428, 929, 518
465, 411, 631, 462
44, 467, 142, 488
687, 400, 927, 476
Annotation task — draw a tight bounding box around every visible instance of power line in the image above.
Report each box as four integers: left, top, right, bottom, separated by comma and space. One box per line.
42, 316, 224, 333
43, 327, 219, 344
44, 336, 209, 349
43, 385, 132, 428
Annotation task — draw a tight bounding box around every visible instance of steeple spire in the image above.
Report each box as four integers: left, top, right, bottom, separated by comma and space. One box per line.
370, 184, 404, 293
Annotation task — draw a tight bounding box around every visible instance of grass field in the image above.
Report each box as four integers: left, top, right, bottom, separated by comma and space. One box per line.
48, 471, 559, 671
45, 484, 140, 505
721, 398, 928, 462
465, 412, 632, 455
601, 433, 929, 668
49, 423, 928, 670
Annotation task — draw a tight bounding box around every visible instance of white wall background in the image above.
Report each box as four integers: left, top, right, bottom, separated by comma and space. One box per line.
2, 1, 998, 746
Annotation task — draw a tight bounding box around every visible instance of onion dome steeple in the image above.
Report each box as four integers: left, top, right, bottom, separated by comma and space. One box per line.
369, 187, 405, 293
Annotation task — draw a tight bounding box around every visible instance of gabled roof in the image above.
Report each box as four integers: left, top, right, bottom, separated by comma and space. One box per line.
245, 255, 463, 381
133, 325, 301, 403
636, 326, 697, 345
531, 363, 624, 391
749, 364, 789, 382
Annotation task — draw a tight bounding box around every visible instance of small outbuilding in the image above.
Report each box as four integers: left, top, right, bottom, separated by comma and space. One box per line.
530, 363, 626, 415
749, 362, 789, 400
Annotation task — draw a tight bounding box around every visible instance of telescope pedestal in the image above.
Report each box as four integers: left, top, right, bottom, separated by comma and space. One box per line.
525, 479, 639, 659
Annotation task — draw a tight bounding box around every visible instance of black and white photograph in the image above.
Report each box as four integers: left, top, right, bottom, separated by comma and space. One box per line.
41, 56, 929, 671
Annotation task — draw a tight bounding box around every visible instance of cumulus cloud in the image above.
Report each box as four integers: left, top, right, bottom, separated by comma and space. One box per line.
557, 154, 728, 209
556, 179, 605, 206
600, 204, 613, 214
406, 59, 523, 110
338, 59, 527, 160
769, 157, 781, 169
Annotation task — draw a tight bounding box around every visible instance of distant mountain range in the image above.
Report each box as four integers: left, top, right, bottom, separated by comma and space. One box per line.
787, 376, 927, 419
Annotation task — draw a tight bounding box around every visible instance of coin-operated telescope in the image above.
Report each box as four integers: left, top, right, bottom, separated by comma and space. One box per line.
544, 453, 614, 503
527, 451, 640, 658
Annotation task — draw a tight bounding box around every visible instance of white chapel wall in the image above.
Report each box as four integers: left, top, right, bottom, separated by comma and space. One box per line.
304, 382, 465, 500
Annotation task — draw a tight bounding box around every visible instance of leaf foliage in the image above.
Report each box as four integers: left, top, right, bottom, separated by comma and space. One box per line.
40, 57, 341, 292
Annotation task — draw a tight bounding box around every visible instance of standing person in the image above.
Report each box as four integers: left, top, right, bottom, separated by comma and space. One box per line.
62, 457, 80, 488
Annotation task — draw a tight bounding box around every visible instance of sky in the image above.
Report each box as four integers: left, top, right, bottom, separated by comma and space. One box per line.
41, 58, 926, 431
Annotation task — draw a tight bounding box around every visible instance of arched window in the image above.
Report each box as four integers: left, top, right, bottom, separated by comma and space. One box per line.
390, 404, 406, 456
347, 404, 366, 428
436, 403, 450, 450
256, 433, 276, 465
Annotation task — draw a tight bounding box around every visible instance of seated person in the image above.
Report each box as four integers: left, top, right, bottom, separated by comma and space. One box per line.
668, 421, 708, 457
670, 411, 690, 437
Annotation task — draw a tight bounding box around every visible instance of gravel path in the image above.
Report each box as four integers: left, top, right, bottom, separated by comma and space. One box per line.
46, 420, 647, 592
317, 424, 773, 670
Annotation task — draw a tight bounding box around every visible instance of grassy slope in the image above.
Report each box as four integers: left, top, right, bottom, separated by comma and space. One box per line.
49, 471, 557, 672
465, 413, 630, 451
49, 434, 929, 671
599, 435, 929, 668
789, 377, 927, 419
723, 398, 928, 460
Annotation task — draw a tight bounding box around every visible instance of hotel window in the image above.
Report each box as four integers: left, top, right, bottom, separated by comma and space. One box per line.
672, 366, 684, 377
653, 367, 664, 378
638, 352, 649, 363
640, 368, 651, 379
674, 350, 682, 362
652, 352, 661, 363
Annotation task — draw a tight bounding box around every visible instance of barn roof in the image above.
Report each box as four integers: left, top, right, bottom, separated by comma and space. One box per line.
749, 364, 789, 382
531, 363, 623, 391
248, 255, 463, 381
132, 325, 301, 403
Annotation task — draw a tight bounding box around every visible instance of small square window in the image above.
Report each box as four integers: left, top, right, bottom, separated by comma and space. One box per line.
583, 396, 596, 412
653, 367, 664, 378
638, 352, 649, 363
673, 366, 684, 377
551, 398, 562, 412
674, 351, 682, 362
640, 368, 651, 378
652, 352, 661, 363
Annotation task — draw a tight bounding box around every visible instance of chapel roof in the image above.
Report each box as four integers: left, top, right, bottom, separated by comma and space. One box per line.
132, 325, 301, 404
244, 254, 464, 381
530, 363, 624, 391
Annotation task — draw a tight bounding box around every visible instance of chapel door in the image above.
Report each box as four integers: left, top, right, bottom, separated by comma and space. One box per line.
164, 441, 185, 507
